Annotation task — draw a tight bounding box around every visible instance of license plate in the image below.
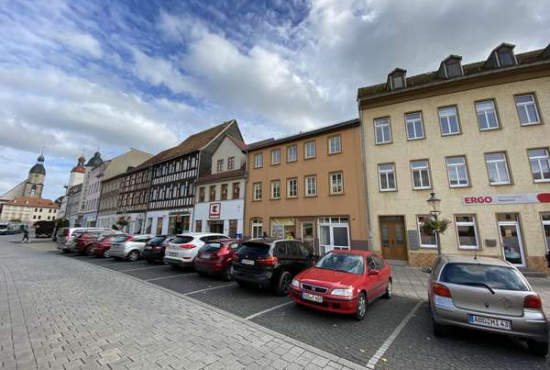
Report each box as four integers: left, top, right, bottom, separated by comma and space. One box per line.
200, 254, 211, 259
468, 315, 511, 331
302, 292, 323, 303
241, 259, 255, 265
167, 252, 179, 257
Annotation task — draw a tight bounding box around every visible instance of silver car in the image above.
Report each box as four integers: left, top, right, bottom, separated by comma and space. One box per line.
427, 255, 548, 357
109, 234, 154, 261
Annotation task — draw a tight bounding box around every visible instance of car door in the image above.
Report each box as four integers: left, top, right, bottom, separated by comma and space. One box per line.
273, 242, 289, 273
366, 256, 382, 298
374, 256, 390, 292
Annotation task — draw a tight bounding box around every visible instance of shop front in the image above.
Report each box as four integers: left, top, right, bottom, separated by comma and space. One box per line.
193, 200, 244, 238
146, 209, 192, 236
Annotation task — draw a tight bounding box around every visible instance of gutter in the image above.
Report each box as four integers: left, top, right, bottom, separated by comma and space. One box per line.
358, 107, 374, 250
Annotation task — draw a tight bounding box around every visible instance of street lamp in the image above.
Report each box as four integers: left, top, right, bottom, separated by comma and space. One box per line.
427, 192, 442, 255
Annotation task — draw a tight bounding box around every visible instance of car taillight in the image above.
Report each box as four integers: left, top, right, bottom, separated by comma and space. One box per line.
256, 256, 278, 266
524, 294, 542, 309
178, 244, 195, 249
125, 236, 133, 242
432, 283, 452, 298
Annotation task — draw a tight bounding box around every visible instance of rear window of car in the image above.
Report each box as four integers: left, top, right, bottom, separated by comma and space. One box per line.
203, 242, 223, 251
236, 242, 271, 257
315, 253, 365, 275
148, 236, 166, 245
172, 236, 194, 244
113, 236, 128, 243
440, 263, 529, 291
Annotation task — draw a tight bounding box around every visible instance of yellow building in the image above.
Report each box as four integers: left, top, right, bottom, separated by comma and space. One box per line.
358, 42, 550, 273
244, 119, 368, 254
0, 197, 59, 225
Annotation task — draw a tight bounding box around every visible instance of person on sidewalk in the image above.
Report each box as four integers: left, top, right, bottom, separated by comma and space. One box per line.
22, 229, 29, 243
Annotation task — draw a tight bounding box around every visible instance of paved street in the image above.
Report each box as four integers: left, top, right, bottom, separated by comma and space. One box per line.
1, 235, 549, 370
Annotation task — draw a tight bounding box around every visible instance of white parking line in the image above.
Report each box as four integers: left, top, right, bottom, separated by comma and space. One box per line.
245, 301, 294, 320
183, 284, 234, 296
145, 274, 188, 282
118, 265, 168, 272
366, 300, 423, 369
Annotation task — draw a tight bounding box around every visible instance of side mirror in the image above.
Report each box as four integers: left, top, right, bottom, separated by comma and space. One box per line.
422, 267, 432, 274
368, 269, 380, 276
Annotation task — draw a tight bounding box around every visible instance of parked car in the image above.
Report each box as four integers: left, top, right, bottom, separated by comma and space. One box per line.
89, 234, 126, 258
56, 227, 113, 252
109, 234, 154, 261
74, 230, 124, 255
143, 235, 174, 263
164, 233, 228, 268
427, 255, 549, 357
289, 250, 392, 320
231, 238, 313, 295
195, 239, 241, 280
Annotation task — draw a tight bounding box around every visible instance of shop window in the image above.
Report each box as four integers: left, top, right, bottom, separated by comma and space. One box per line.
515, 94, 541, 126
229, 220, 238, 238
318, 217, 350, 254
156, 217, 163, 235
455, 215, 479, 249
417, 216, 437, 248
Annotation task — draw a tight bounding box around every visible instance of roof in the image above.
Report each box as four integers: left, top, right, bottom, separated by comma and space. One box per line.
86, 152, 103, 167
247, 118, 360, 151
29, 164, 46, 175
357, 46, 550, 101
197, 169, 247, 184
227, 135, 248, 151
7, 197, 59, 209
442, 255, 512, 267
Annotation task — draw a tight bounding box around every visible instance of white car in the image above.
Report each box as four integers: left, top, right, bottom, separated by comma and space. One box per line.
109, 234, 154, 261
164, 233, 228, 268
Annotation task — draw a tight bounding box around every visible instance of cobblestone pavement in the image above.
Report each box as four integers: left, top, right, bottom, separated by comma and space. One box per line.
2, 236, 549, 370
0, 237, 365, 370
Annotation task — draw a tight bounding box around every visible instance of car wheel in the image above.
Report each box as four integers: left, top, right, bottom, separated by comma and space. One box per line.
432, 318, 448, 337
222, 266, 232, 281
127, 250, 139, 262
102, 249, 110, 258
354, 292, 367, 321
527, 340, 549, 358
275, 271, 292, 296
383, 280, 392, 299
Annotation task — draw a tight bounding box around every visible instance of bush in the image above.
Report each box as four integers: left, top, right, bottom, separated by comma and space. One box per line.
421, 218, 451, 235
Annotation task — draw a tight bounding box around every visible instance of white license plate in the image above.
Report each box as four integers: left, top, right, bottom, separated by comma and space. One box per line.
167, 252, 179, 257
468, 315, 511, 331
302, 292, 323, 303
241, 259, 255, 265
200, 254, 211, 259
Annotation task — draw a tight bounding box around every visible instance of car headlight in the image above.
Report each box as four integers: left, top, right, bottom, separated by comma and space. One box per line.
331, 288, 354, 297
291, 279, 300, 288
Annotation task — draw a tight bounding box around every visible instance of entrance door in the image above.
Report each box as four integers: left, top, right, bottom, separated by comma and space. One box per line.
499, 221, 526, 266
301, 221, 315, 251
379, 216, 407, 261
209, 222, 224, 234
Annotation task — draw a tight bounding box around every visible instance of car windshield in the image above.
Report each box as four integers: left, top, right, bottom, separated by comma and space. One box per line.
236, 242, 271, 257
440, 263, 529, 291
315, 253, 365, 275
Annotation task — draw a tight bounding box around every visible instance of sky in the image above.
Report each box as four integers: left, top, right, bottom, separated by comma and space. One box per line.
0, 0, 549, 201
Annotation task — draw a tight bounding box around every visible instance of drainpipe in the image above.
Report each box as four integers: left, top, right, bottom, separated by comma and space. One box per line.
358, 103, 374, 250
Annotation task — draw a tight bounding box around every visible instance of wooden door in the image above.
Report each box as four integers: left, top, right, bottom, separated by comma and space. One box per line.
380, 216, 407, 261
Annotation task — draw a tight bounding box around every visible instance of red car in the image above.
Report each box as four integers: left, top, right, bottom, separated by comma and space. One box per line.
90, 235, 124, 258
74, 232, 102, 255
194, 239, 241, 280
289, 250, 392, 320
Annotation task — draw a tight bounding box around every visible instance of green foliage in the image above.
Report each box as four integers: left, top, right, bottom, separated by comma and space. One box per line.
116, 217, 129, 227
422, 218, 451, 235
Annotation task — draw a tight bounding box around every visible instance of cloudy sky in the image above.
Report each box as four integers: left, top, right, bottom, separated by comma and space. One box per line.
0, 0, 548, 200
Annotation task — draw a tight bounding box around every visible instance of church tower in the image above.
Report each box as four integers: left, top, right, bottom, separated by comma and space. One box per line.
23, 153, 46, 198
68, 156, 86, 188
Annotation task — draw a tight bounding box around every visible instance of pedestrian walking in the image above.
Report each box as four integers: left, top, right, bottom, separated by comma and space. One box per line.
22, 229, 29, 243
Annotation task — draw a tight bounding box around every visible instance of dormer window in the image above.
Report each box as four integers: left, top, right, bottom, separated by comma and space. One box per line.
497, 47, 515, 66
438, 55, 463, 79
386, 68, 406, 91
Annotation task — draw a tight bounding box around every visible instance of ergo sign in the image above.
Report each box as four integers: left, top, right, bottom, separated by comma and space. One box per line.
463, 193, 550, 206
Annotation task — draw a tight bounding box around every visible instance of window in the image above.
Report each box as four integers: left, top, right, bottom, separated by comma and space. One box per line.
497, 48, 515, 66
227, 157, 235, 170
438, 106, 460, 135
221, 184, 228, 200
374, 117, 392, 144
455, 215, 479, 249
542, 214, 550, 252
411, 160, 431, 190
305, 176, 317, 196
232, 182, 240, 199
329, 172, 344, 195
271, 149, 281, 165
253, 183, 262, 201
216, 159, 224, 172
405, 112, 424, 140
446, 156, 469, 187
254, 153, 263, 168
515, 94, 541, 125
198, 187, 205, 202
287, 145, 297, 162
417, 216, 436, 248
304, 141, 316, 159
528, 148, 550, 182
271, 180, 281, 199
476, 100, 499, 130
195, 220, 202, 232
328, 135, 342, 154
209, 185, 216, 201
287, 178, 298, 198
445, 59, 462, 77
251, 218, 264, 238
485, 152, 511, 185
378, 163, 396, 191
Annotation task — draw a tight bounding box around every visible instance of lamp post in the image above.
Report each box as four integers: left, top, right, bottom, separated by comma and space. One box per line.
427, 192, 442, 256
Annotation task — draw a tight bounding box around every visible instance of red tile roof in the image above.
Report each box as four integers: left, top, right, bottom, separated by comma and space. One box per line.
8, 197, 59, 208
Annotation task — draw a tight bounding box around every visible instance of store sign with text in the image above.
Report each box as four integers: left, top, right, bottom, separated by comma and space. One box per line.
209, 203, 221, 219
463, 193, 550, 206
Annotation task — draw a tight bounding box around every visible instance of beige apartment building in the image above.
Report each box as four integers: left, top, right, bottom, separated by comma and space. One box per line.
244, 119, 368, 254
358, 42, 550, 272
0, 197, 58, 225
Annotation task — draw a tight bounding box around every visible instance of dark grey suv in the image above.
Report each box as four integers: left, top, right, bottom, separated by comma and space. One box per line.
231, 238, 313, 296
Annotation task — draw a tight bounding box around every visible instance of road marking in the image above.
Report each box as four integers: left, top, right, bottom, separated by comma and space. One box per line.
366, 300, 423, 369
245, 301, 294, 320
183, 284, 234, 296
118, 265, 169, 272
145, 274, 188, 281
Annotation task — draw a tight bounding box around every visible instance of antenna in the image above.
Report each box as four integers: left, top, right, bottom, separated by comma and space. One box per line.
40, 146, 44, 156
